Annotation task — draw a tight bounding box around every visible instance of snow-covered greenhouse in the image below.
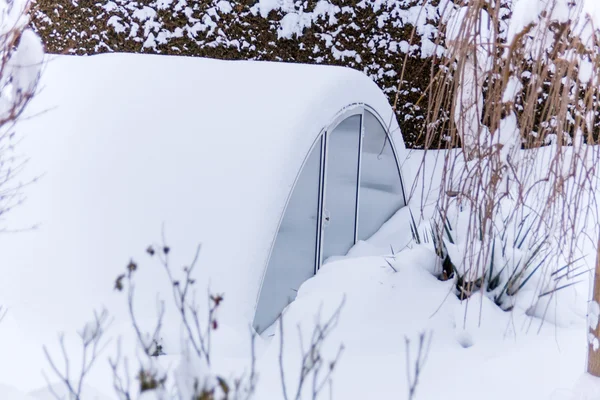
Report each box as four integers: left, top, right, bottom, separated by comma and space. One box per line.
5, 53, 407, 336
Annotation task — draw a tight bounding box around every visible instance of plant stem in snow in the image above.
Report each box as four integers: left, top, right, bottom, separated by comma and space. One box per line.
587, 236, 600, 376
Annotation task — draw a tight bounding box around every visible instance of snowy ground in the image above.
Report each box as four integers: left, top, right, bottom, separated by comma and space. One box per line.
249, 149, 593, 400
0, 54, 599, 399
1, 151, 596, 400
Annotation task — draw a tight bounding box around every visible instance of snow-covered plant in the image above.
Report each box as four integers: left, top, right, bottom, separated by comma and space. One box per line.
111, 243, 245, 399
412, 0, 600, 316
0, 0, 42, 228
430, 206, 587, 310
43, 235, 341, 400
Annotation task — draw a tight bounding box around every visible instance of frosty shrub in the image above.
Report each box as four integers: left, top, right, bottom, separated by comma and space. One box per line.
0, 0, 43, 229
100, 241, 258, 400
411, 0, 600, 315
44, 235, 345, 400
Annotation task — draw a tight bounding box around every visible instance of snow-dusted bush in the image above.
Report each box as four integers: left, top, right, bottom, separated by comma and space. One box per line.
411, 0, 600, 315
0, 0, 43, 228
44, 237, 345, 400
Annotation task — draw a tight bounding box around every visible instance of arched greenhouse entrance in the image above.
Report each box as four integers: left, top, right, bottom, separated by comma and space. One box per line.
253, 106, 407, 332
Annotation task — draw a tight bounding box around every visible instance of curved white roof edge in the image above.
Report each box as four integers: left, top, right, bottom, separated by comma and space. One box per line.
2, 53, 406, 338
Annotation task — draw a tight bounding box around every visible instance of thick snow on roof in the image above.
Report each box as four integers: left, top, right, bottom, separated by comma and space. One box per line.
0, 54, 405, 345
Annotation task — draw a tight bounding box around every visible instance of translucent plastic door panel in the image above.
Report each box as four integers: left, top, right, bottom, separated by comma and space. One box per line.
253, 138, 323, 332
321, 115, 361, 262
357, 111, 405, 241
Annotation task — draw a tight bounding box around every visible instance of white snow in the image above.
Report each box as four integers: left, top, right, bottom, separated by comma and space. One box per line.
578, 59, 594, 85
0, 48, 599, 399
107, 16, 127, 34
503, 76, 524, 104
589, 301, 599, 332
5, 52, 402, 335
257, 0, 279, 18
0, 53, 408, 397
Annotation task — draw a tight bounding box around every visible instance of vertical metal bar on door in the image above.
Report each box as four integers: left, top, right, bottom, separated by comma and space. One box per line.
315, 134, 327, 274
354, 109, 364, 244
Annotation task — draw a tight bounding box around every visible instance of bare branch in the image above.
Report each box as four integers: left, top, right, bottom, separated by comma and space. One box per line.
405, 331, 433, 400
43, 310, 112, 400
278, 297, 345, 400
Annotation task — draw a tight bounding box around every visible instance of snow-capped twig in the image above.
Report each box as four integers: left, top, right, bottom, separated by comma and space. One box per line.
405, 331, 433, 400
42, 309, 112, 400
108, 338, 132, 400
0, 0, 43, 229
279, 296, 345, 400
153, 226, 217, 365
115, 258, 166, 358
112, 233, 261, 398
